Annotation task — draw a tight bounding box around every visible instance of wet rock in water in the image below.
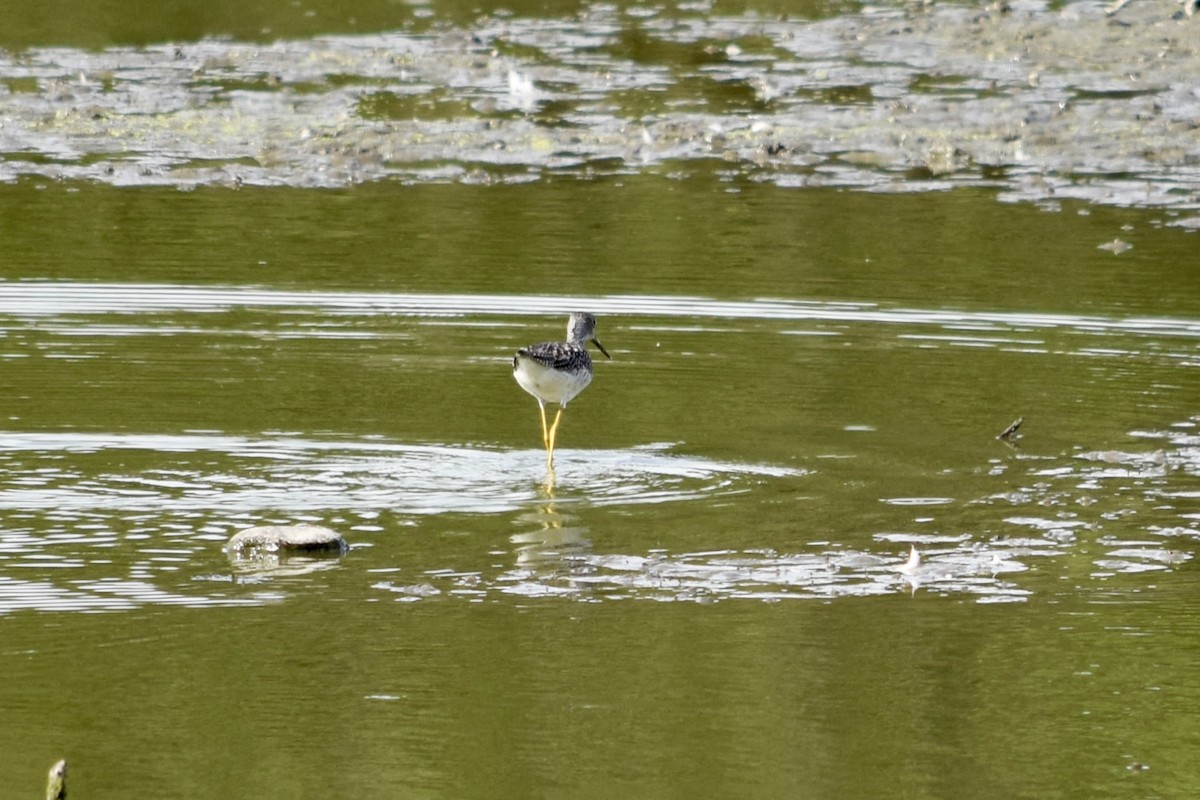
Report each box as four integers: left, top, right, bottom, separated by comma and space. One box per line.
225, 524, 348, 557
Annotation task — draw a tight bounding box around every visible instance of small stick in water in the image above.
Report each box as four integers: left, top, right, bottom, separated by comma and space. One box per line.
997, 417, 1023, 442
46, 759, 67, 800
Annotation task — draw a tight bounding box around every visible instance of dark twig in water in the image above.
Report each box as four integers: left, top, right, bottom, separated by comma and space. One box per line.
46, 759, 67, 800
997, 417, 1023, 442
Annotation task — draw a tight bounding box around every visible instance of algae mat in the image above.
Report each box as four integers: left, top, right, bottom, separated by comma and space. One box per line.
0, 0, 1197, 222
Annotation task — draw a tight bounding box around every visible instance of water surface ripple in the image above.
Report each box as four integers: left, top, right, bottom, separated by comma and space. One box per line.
4, 282, 1200, 341
0, 281, 1198, 612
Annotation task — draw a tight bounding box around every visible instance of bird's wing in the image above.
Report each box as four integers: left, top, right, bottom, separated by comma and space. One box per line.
517, 341, 585, 371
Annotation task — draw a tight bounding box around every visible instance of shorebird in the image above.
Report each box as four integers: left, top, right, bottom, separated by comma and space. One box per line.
513, 312, 610, 468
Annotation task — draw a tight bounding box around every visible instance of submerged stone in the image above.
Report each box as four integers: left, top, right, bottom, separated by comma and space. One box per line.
225, 524, 348, 557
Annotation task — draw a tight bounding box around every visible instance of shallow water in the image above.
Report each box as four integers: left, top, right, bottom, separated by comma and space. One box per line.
1, 175, 1198, 797
0, 274, 1197, 611
2, 2, 1200, 795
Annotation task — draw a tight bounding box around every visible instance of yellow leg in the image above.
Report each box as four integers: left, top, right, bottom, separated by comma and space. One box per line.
538, 401, 550, 449
546, 407, 565, 467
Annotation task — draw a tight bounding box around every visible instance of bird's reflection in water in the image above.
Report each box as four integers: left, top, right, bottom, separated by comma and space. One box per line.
509, 471, 591, 569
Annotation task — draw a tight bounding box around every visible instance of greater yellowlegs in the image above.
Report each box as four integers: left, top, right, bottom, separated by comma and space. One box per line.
513, 312, 610, 468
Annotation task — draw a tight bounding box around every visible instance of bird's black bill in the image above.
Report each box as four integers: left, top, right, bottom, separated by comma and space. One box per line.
592, 337, 611, 359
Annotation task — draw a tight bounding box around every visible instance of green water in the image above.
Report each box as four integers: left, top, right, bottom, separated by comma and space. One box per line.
0, 175, 1198, 798
1, 0, 1200, 793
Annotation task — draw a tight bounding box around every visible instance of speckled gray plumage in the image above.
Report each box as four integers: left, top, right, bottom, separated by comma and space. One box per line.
513, 340, 593, 375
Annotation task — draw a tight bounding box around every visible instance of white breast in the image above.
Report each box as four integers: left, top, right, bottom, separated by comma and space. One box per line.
514, 356, 593, 407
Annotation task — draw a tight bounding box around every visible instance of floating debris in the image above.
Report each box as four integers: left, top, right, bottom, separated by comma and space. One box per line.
897, 545, 922, 576
1097, 239, 1133, 254
0, 1, 1196, 219
997, 417, 1024, 442
46, 759, 67, 800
